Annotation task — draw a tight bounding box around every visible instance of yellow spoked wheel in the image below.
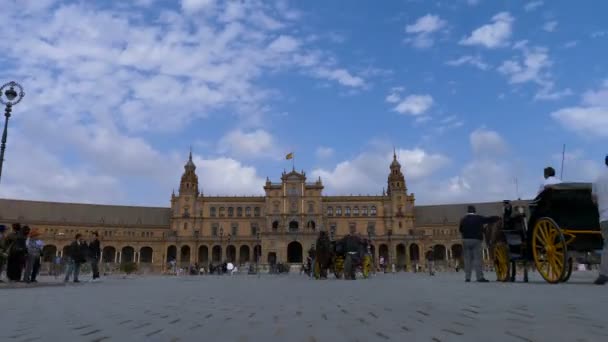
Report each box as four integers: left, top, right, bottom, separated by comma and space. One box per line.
334, 256, 344, 279
313, 260, 321, 279
493, 242, 510, 282
532, 217, 567, 284
362, 255, 372, 279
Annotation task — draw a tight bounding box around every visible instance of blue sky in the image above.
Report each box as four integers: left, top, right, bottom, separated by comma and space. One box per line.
0, 0, 607, 206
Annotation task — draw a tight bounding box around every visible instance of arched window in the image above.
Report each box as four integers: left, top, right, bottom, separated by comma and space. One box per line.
219, 207, 225, 217
246, 207, 251, 217
353, 206, 359, 216
345, 207, 351, 216
362, 206, 368, 216
336, 207, 342, 216
327, 206, 333, 216
228, 207, 234, 217
254, 207, 261, 217
210, 207, 216, 217
371, 206, 377, 216
237, 207, 243, 217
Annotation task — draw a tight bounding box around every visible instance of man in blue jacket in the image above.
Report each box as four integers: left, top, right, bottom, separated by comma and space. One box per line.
459, 205, 499, 283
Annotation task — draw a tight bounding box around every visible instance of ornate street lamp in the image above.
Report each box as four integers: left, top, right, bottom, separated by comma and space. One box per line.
387, 229, 393, 273
256, 230, 261, 275
0, 81, 25, 184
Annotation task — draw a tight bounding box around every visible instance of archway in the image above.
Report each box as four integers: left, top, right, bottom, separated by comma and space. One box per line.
379, 244, 389, 261
433, 244, 446, 261
180, 245, 191, 266
239, 245, 250, 264
287, 241, 303, 263
102, 246, 116, 263
212, 245, 222, 263
306, 220, 316, 231
140, 247, 153, 263
42, 245, 57, 262
166, 245, 177, 262
226, 245, 236, 263
62, 245, 70, 259
253, 245, 262, 262
451, 244, 463, 260
267, 252, 277, 264
121, 246, 135, 263
198, 245, 209, 264
409, 243, 420, 262
289, 220, 299, 232
396, 243, 406, 268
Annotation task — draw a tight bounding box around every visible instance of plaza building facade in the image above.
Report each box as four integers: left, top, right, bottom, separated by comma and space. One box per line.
0, 152, 518, 273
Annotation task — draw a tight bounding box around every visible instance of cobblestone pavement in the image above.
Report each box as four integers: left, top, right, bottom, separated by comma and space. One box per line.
1, 271, 607, 342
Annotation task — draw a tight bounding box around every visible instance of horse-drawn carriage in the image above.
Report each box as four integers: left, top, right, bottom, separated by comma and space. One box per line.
487, 183, 603, 284
313, 237, 372, 280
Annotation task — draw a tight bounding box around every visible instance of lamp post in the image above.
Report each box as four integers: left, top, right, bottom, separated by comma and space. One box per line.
219, 227, 224, 275
256, 230, 261, 275
367, 226, 375, 274
0, 81, 25, 184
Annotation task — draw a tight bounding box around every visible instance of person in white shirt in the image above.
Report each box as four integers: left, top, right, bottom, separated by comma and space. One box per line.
592, 155, 608, 285
538, 166, 562, 195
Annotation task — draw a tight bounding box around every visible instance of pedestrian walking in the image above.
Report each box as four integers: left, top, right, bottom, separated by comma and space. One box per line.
0, 225, 8, 282
592, 155, 608, 285
89, 232, 101, 282
5, 224, 27, 282
64, 234, 86, 283
459, 205, 499, 283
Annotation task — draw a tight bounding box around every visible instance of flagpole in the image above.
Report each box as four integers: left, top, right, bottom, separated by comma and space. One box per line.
560, 144, 566, 179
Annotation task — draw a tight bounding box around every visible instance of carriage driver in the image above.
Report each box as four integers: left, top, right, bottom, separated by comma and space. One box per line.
592, 155, 608, 285
538, 166, 562, 195
459, 205, 500, 283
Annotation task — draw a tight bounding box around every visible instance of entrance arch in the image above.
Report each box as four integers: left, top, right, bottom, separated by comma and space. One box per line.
409, 243, 420, 262
42, 245, 57, 262
396, 243, 406, 269
212, 245, 222, 263
379, 244, 389, 261
166, 245, 177, 262
198, 245, 209, 264
139, 247, 153, 263
287, 241, 303, 263
433, 244, 446, 261
451, 244, 463, 260
226, 245, 236, 263
121, 246, 135, 263
239, 245, 250, 264
103, 246, 116, 263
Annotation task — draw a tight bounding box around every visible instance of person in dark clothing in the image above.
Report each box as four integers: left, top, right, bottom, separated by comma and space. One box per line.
6, 224, 27, 282
64, 234, 86, 283
89, 232, 101, 281
459, 205, 499, 282
315, 231, 332, 279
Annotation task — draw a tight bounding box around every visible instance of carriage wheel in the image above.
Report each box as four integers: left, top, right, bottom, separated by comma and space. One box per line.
560, 257, 573, 282
493, 242, 510, 282
532, 217, 567, 284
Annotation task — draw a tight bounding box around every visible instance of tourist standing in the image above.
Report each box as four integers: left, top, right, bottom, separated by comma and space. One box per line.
459, 205, 498, 283
23, 229, 43, 283
6, 224, 28, 282
64, 234, 86, 283
592, 155, 608, 285
89, 232, 101, 282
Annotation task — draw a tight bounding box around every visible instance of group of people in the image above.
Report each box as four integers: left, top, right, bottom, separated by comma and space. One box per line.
458, 158, 608, 285
0, 223, 44, 283
0, 224, 102, 284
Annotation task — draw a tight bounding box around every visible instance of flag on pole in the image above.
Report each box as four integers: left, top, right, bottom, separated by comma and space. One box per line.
285, 152, 294, 160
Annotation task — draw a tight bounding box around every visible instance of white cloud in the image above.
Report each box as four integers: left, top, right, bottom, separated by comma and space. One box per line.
524, 1, 543, 12
470, 128, 508, 157
460, 12, 514, 48
315, 146, 334, 159
405, 14, 447, 49
195, 156, 265, 196
268, 35, 300, 53
218, 129, 278, 159
312, 67, 365, 87
445, 55, 489, 70
181, 0, 215, 14
551, 149, 603, 182
312, 147, 449, 195
391, 94, 434, 116
551, 82, 608, 138
543, 21, 558, 32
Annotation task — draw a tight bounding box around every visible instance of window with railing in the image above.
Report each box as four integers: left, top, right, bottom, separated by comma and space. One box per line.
237, 207, 243, 217
210, 207, 216, 217
345, 207, 351, 216
336, 207, 342, 216
228, 207, 234, 217
219, 207, 225, 217
362, 206, 368, 216
254, 207, 261, 217
353, 206, 359, 216
212, 224, 218, 237
327, 206, 333, 216
250, 223, 258, 236
246, 207, 251, 217
231, 223, 238, 236
371, 206, 377, 216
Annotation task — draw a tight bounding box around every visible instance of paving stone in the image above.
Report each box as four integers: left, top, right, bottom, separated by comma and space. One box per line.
1, 271, 607, 341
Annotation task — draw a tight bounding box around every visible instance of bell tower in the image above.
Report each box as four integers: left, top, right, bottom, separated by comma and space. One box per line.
179, 149, 199, 197
171, 149, 200, 240
386, 149, 414, 232
387, 149, 406, 196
